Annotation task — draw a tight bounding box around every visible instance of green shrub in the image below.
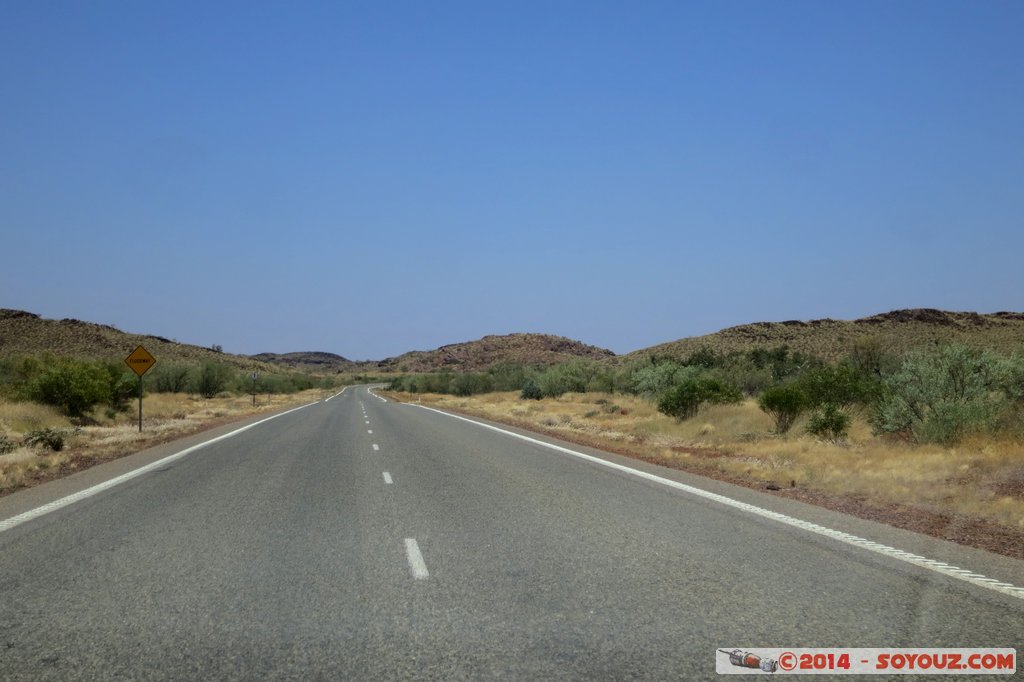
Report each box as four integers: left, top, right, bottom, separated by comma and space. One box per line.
385, 372, 462, 394
0, 356, 44, 398
285, 373, 321, 392
0, 359, 24, 399
870, 344, 1008, 444
22, 359, 110, 417
748, 345, 822, 383
0, 433, 15, 455
797, 364, 872, 409
152, 364, 191, 393
450, 373, 493, 396
684, 346, 722, 369
258, 374, 289, 394
536, 360, 600, 398
610, 367, 636, 394
1003, 355, 1024, 402
657, 377, 742, 420
257, 372, 325, 394
102, 362, 137, 413
716, 357, 774, 396
631, 363, 701, 397
585, 371, 615, 394
806, 404, 851, 440
847, 336, 901, 380
758, 384, 810, 434
387, 375, 413, 392
193, 361, 233, 399
993, 402, 1024, 438
488, 362, 532, 392
24, 427, 69, 452
520, 380, 544, 400
419, 373, 454, 394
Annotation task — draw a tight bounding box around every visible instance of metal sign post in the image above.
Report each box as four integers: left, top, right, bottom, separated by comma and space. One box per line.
138, 374, 143, 432
125, 345, 156, 432
251, 371, 259, 407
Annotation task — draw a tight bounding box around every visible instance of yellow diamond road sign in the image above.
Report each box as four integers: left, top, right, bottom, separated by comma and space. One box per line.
125, 345, 156, 377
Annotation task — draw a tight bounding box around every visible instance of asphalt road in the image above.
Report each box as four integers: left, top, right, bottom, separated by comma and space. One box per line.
0, 386, 1021, 679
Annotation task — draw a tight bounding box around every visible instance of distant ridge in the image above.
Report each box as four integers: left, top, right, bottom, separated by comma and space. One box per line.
375, 333, 615, 372
0, 309, 613, 374
0, 309, 268, 370
250, 351, 352, 371
627, 309, 1024, 363
4, 307, 1021, 375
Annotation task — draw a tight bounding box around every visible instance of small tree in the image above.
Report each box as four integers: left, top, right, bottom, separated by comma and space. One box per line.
806, 404, 851, 440
23, 359, 110, 417
631, 363, 700, 398
153, 364, 191, 393
717, 356, 774, 396
797, 365, 871, 409
520, 380, 543, 400
536, 360, 599, 398
748, 345, 821, 383
848, 336, 900, 381
684, 346, 722, 369
870, 344, 1008, 444
1003, 355, 1024, 402
450, 373, 493, 396
194, 361, 233, 399
101, 362, 137, 413
657, 377, 741, 421
488, 362, 531, 392
758, 384, 810, 434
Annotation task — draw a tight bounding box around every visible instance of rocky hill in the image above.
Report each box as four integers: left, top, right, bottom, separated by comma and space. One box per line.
627, 309, 1024, 363
250, 351, 353, 371
0, 309, 271, 371
6, 307, 1020, 376
375, 333, 616, 372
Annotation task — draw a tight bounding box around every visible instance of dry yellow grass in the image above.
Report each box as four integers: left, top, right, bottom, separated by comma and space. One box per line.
384, 391, 1024, 533
0, 401, 70, 434
0, 388, 333, 496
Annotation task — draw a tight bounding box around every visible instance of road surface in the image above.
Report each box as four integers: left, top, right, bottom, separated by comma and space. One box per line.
0, 386, 1021, 679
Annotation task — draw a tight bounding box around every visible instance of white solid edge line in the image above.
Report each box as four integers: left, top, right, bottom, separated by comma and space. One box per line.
0, 400, 321, 535
382, 471, 393, 485
410, 403, 1024, 602
405, 538, 429, 579
324, 385, 349, 402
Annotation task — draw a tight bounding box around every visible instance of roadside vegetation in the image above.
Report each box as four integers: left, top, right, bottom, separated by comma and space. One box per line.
386, 341, 1024, 445
0, 354, 361, 496
383, 341, 1024, 558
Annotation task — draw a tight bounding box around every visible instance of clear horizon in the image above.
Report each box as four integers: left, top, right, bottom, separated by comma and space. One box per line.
3, 2, 1022, 359
5, 305, 1019, 362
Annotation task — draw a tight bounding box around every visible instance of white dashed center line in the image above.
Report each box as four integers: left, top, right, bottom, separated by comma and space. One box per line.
372, 444, 379, 451
382, 472, 393, 485
404, 538, 429, 579
368, 430, 373, 434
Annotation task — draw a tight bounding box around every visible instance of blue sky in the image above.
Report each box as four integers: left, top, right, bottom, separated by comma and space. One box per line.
2, 1, 1022, 359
